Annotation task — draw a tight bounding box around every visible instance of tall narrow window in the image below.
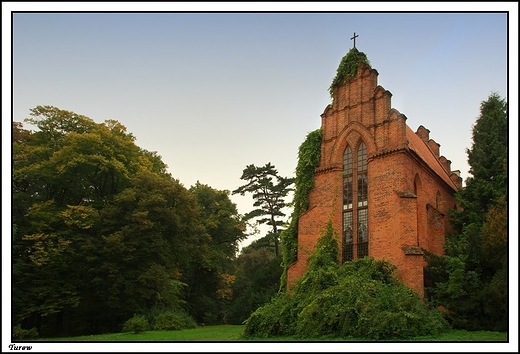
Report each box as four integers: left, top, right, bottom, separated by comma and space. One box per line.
343, 211, 353, 261
357, 208, 368, 257
343, 147, 354, 261
357, 142, 368, 258
343, 141, 369, 262
357, 143, 368, 207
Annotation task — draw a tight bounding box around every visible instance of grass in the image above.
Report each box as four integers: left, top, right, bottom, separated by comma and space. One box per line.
35, 326, 507, 342
37, 325, 245, 341
403, 330, 508, 341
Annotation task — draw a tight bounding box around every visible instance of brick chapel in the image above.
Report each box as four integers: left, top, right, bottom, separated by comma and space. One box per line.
286, 46, 463, 296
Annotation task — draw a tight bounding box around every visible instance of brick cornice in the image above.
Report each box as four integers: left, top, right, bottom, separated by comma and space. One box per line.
315, 163, 342, 175
369, 146, 458, 194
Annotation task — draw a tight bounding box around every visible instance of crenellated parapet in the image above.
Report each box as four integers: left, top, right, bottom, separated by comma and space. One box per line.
414, 126, 462, 191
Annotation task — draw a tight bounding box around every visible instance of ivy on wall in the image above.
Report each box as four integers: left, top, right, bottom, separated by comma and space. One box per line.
328, 47, 371, 99
279, 128, 322, 290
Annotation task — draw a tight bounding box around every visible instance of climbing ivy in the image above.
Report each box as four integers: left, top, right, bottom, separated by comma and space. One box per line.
305, 220, 339, 272
292, 128, 323, 216
279, 128, 322, 290
328, 47, 371, 99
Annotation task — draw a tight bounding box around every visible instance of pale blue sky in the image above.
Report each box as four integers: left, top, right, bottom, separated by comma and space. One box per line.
3, 3, 519, 351
9, 8, 514, 222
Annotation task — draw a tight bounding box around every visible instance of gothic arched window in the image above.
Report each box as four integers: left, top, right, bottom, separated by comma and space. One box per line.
342, 141, 368, 262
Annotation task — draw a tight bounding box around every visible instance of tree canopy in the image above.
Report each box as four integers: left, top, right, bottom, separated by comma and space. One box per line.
12, 106, 246, 336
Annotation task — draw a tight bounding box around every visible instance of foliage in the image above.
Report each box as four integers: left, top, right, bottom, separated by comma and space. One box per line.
244, 259, 449, 340
296, 281, 448, 340
457, 93, 508, 226
328, 48, 371, 99
122, 315, 149, 334
12, 106, 246, 337
189, 182, 247, 258
481, 195, 507, 270
306, 220, 339, 270
280, 128, 322, 289
424, 93, 508, 331
480, 195, 508, 326
233, 163, 294, 257
244, 225, 449, 340
13, 325, 39, 340
89, 171, 198, 318
183, 182, 246, 325
242, 292, 296, 338
153, 310, 197, 331
227, 237, 283, 324
292, 129, 323, 216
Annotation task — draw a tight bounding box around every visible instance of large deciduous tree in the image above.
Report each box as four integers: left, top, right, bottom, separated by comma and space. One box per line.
184, 182, 246, 324
232, 163, 294, 257
12, 106, 202, 336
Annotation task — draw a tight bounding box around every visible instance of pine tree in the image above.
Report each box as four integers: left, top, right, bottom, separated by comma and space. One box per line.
425, 93, 508, 331
453, 92, 508, 229
232, 163, 294, 257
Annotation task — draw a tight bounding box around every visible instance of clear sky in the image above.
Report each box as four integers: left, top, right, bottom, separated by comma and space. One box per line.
3, 3, 519, 352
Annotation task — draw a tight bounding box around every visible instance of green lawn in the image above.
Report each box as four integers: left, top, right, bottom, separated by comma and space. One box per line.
36, 325, 507, 342
37, 325, 244, 341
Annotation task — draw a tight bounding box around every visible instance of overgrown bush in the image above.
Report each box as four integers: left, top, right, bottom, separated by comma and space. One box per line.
122, 314, 149, 334
13, 324, 39, 340
245, 258, 449, 340
153, 310, 197, 330
243, 292, 299, 338
348, 281, 448, 339
245, 225, 450, 340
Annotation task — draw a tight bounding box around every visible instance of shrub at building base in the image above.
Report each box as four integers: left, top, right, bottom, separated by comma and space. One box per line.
244, 223, 450, 340
244, 259, 449, 340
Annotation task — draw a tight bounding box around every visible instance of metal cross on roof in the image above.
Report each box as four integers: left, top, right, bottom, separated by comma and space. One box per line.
351, 32, 359, 49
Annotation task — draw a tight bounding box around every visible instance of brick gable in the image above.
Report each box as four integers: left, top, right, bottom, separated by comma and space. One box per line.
286, 56, 462, 296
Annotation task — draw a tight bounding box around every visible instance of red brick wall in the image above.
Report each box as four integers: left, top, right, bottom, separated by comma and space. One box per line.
287, 64, 460, 295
